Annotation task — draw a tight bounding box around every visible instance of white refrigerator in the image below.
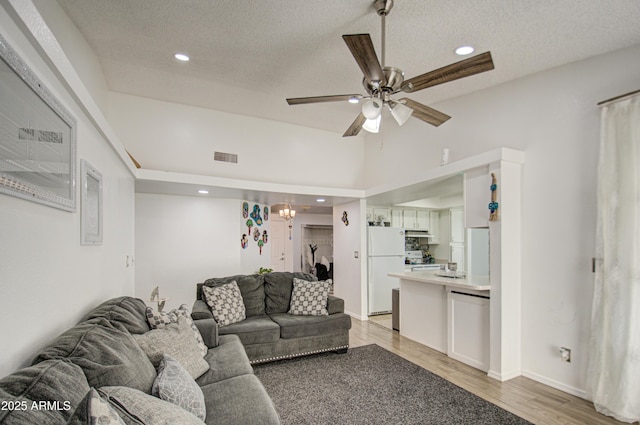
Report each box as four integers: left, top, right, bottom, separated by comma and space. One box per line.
368, 227, 405, 315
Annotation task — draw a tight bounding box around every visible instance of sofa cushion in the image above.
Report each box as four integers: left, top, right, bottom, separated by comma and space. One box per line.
218, 315, 280, 345
195, 335, 254, 387
68, 388, 125, 425
202, 274, 265, 316
133, 318, 209, 380
146, 305, 207, 356
264, 272, 316, 314
202, 281, 246, 326
0, 359, 89, 424
152, 355, 206, 421
200, 374, 280, 425
269, 312, 352, 339
288, 278, 331, 316
32, 318, 157, 394
82, 297, 150, 335
98, 386, 205, 425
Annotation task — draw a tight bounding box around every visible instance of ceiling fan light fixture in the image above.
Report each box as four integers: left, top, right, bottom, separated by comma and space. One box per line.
362, 98, 383, 119
455, 45, 475, 56
390, 102, 413, 126
362, 115, 381, 133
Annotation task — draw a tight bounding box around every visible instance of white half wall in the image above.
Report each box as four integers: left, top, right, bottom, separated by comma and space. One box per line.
0, 5, 135, 378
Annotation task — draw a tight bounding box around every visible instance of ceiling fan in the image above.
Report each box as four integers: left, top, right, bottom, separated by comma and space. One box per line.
286, 0, 495, 137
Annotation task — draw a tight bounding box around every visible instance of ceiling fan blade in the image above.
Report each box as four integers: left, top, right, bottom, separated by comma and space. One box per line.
402, 51, 494, 93
343, 113, 367, 137
342, 34, 386, 86
401, 98, 451, 127
286, 94, 361, 105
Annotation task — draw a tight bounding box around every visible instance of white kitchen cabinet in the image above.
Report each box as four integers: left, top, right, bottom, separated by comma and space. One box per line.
391, 209, 403, 227
429, 211, 440, 244
416, 210, 430, 229
447, 288, 490, 372
450, 208, 465, 243
402, 209, 417, 229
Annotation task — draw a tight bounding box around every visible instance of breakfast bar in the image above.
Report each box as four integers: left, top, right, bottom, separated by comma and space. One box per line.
388, 271, 491, 371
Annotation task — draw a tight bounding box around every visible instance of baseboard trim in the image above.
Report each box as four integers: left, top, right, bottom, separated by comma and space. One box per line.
346, 310, 366, 321
487, 368, 521, 382
521, 369, 587, 399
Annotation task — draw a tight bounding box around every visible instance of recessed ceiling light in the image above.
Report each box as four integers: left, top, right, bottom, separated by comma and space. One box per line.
198, 189, 209, 194
454, 46, 475, 56
348, 97, 360, 104
316, 198, 325, 203
174, 53, 190, 62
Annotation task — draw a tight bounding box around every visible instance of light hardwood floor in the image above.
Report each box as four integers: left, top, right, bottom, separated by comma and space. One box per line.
350, 317, 629, 425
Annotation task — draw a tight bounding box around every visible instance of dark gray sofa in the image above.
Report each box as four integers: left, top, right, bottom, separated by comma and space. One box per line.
0, 296, 280, 425
192, 272, 352, 364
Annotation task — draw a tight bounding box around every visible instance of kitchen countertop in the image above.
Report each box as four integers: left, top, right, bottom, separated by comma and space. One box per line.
388, 271, 491, 291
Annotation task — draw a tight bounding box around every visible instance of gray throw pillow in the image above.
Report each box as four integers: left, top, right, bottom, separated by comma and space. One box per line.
152, 355, 206, 421
288, 278, 331, 316
133, 317, 209, 379
145, 305, 207, 356
68, 388, 125, 425
202, 281, 246, 326
98, 386, 206, 425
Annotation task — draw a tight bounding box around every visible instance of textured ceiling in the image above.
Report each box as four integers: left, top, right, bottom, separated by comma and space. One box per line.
55, 0, 640, 135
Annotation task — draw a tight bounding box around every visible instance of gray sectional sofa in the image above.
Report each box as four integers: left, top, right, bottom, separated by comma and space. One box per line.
0, 296, 280, 425
192, 272, 352, 364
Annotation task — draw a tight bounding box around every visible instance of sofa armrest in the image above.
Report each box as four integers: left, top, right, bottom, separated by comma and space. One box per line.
327, 295, 344, 315
192, 299, 213, 320
193, 318, 219, 348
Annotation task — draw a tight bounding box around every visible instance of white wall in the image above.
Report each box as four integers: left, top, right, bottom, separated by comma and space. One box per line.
0, 5, 135, 378
135, 194, 246, 310
332, 200, 367, 319
362, 43, 640, 396
107, 92, 366, 190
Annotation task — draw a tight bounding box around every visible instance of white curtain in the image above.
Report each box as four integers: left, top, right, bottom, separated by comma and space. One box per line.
587, 94, 640, 423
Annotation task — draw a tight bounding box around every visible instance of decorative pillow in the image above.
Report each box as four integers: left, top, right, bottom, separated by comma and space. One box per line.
202, 281, 246, 326
146, 305, 207, 356
98, 386, 206, 425
68, 388, 125, 425
288, 278, 331, 316
133, 317, 209, 379
152, 355, 206, 421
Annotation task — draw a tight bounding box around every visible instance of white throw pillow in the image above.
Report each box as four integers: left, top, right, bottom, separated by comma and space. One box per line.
202, 281, 246, 327
288, 278, 331, 316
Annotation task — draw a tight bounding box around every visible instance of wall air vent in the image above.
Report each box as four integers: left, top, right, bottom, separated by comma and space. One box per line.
213, 151, 238, 164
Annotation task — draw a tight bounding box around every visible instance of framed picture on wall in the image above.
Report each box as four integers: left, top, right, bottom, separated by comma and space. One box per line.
0, 33, 77, 211
80, 159, 102, 245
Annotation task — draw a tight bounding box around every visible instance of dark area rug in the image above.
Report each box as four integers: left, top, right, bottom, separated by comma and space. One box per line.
253, 344, 532, 425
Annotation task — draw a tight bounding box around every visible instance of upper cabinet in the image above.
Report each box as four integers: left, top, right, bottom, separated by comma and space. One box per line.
450, 208, 465, 243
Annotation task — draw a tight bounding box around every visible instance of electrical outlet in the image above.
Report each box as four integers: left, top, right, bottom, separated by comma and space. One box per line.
560, 347, 571, 362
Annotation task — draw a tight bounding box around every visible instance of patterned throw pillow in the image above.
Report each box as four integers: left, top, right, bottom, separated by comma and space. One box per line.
68, 388, 125, 425
133, 317, 210, 379
98, 386, 206, 425
202, 281, 246, 327
288, 278, 331, 316
145, 305, 207, 356
153, 355, 206, 421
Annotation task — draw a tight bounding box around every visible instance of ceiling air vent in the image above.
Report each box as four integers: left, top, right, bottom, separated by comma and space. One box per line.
213, 151, 238, 164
